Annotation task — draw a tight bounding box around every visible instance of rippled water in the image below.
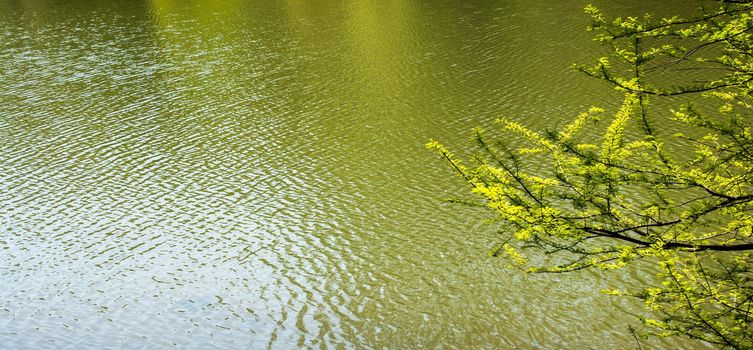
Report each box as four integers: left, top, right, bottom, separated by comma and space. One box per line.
1, 0, 708, 349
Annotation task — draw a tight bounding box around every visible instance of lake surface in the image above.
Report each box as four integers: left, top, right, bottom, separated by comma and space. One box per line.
0, 0, 708, 348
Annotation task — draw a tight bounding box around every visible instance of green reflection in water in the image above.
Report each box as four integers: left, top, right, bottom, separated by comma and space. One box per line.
0, 0, 710, 349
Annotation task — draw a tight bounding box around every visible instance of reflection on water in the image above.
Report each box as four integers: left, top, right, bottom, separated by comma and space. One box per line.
0, 0, 706, 348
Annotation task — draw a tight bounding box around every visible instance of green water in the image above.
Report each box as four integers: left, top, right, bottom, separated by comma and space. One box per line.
0, 0, 709, 348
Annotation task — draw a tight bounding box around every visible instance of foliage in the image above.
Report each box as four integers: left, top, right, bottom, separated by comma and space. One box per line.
428, 1, 753, 348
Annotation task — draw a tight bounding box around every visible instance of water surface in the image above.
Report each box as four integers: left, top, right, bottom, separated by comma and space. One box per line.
0, 0, 707, 348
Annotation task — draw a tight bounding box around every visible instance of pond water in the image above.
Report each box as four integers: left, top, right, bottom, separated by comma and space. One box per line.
0, 0, 709, 348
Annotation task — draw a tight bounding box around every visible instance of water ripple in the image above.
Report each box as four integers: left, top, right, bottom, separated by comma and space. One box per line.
0, 0, 705, 349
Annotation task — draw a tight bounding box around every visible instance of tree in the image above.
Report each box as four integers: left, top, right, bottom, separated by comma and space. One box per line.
428, 1, 753, 348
